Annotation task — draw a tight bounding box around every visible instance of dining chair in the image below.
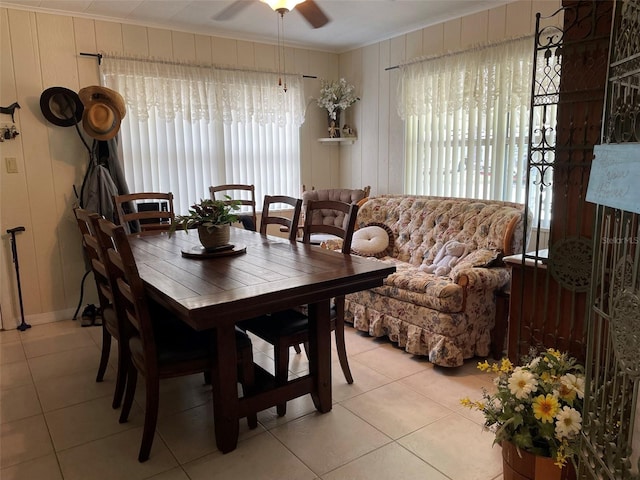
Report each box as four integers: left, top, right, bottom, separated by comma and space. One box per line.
259, 194, 302, 241
240, 199, 359, 416
113, 192, 175, 234
209, 184, 257, 232
94, 217, 258, 462
73, 208, 128, 409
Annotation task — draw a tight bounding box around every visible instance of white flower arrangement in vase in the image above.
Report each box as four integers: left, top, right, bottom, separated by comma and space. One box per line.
316, 78, 359, 138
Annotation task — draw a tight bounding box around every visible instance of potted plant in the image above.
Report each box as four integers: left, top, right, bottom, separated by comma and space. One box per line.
316, 78, 360, 138
461, 348, 585, 480
170, 197, 240, 249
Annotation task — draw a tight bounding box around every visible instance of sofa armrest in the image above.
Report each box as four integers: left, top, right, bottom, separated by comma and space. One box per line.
452, 266, 511, 291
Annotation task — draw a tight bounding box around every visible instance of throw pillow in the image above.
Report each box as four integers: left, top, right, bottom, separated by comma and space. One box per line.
351, 222, 395, 258
450, 248, 504, 276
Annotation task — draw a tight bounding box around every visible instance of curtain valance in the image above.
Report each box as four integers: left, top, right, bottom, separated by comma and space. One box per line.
100, 54, 306, 127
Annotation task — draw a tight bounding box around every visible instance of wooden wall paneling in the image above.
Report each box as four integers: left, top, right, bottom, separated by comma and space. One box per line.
37, 13, 88, 312
122, 24, 149, 57
211, 37, 238, 65
148, 28, 173, 58
488, 5, 508, 42
74, 18, 100, 87
1, 8, 31, 323
421, 24, 444, 57
377, 39, 390, 196
506, 0, 533, 37
172, 31, 196, 62
254, 42, 276, 70
94, 20, 123, 54
360, 44, 379, 193
236, 40, 254, 67
443, 18, 462, 52
194, 34, 213, 63
532, 0, 563, 31
461, 10, 489, 48
405, 30, 423, 62
387, 35, 406, 195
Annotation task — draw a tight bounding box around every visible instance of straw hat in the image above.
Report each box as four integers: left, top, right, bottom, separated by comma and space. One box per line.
78, 86, 126, 140
39, 87, 84, 127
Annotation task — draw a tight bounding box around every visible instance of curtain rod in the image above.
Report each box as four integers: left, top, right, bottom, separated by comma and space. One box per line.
384, 34, 533, 71
79, 52, 317, 78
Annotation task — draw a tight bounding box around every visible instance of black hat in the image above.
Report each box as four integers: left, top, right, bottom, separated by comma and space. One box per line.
39, 87, 84, 127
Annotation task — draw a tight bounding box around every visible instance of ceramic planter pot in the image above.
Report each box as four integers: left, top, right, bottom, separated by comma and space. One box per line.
502, 441, 577, 480
197, 224, 230, 250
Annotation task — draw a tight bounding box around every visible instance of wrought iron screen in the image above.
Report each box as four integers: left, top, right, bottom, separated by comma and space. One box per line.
579, 0, 640, 478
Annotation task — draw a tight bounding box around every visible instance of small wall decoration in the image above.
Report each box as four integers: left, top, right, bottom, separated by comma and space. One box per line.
0, 102, 21, 141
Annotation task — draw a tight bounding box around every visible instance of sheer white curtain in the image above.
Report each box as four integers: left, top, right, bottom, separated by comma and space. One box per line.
399, 37, 541, 219
100, 55, 305, 214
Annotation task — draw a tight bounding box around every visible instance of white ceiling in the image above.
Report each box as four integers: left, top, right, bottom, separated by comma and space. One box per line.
3, 0, 514, 53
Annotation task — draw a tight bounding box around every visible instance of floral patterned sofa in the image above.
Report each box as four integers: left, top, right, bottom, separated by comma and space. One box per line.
344, 195, 528, 367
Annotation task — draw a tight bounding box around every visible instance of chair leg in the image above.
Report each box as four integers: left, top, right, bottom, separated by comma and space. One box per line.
119, 364, 137, 424
334, 296, 354, 384
112, 340, 128, 409
239, 347, 258, 429
275, 342, 290, 417
96, 325, 111, 383
293, 343, 302, 354
138, 375, 159, 462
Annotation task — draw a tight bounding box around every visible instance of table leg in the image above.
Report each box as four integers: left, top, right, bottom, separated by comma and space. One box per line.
307, 299, 332, 412
211, 324, 240, 453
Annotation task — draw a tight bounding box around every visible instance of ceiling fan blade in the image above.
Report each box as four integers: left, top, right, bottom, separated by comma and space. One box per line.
212, 0, 254, 21
295, 0, 330, 29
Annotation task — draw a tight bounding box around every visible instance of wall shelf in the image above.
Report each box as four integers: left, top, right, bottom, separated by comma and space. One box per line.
317, 137, 357, 145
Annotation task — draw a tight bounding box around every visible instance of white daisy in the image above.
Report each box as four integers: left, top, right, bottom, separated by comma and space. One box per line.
555, 406, 582, 439
561, 373, 585, 400
508, 367, 538, 399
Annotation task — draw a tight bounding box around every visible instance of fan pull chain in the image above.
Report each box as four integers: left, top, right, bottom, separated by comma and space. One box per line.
278, 12, 288, 92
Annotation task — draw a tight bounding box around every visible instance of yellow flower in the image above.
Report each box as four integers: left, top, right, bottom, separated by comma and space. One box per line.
548, 348, 562, 358
533, 394, 560, 423
500, 358, 514, 373
477, 360, 491, 372
460, 397, 473, 408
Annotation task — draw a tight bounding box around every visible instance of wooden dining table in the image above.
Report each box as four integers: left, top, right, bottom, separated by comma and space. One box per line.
127, 227, 395, 453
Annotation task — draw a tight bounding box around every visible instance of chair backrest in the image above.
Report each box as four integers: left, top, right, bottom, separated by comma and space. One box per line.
300, 187, 369, 230
73, 208, 113, 311
113, 192, 175, 234
302, 200, 359, 254
259, 195, 302, 242
209, 184, 257, 231
94, 218, 158, 368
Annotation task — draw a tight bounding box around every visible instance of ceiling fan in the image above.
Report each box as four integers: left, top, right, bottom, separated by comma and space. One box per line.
213, 0, 330, 29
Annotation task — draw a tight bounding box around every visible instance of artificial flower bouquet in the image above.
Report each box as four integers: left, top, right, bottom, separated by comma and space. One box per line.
316, 78, 360, 120
461, 348, 585, 467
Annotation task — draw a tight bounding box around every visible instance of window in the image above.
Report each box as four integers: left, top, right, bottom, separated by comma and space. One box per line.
399, 37, 551, 226
101, 56, 305, 214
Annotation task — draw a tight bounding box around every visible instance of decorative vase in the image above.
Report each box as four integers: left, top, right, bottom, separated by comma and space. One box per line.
328, 109, 341, 138
197, 224, 230, 250
502, 441, 577, 480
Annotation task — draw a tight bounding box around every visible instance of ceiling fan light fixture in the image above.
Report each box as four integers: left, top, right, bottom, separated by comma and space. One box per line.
260, 0, 304, 14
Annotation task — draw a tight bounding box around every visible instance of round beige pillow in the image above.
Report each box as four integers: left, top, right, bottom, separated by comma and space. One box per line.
351, 223, 394, 258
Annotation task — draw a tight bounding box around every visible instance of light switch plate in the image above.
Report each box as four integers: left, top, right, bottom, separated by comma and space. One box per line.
5, 157, 18, 173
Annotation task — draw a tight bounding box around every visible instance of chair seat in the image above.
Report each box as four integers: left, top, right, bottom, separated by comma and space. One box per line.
239, 310, 309, 343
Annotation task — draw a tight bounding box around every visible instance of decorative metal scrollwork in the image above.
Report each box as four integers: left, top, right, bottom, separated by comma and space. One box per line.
610, 290, 640, 379
548, 236, 593, 292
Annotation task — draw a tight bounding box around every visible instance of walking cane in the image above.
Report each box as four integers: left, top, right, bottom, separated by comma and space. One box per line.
6, 226, 31, 331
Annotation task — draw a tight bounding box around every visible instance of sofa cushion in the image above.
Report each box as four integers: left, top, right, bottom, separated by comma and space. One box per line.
351, 222, 394, 258
450, 248, 503, 276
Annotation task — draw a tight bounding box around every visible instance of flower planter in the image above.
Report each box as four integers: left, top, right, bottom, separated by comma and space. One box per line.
197, 224, 230, 250
502, 441, 577, 480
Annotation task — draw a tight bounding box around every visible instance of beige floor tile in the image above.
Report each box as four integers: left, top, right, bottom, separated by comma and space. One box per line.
270, 404, 391, 475
28, 346, 100, 383
57, 427, 177, 480
0, 329, 22, 344
256, 393, 318, 430
398, 414, 503, 480
146, 467, 190, 480
351, 341, 431, 380
0, 361, 32, 389
0, 415, 54, 468
322, 442, 449, 480
399, 365, 491, 411
341, 382, 454, 439
343, 327, 388, 356
0, 453, 63, 480
0, 342, 26, 365
45, 395, 143, 451
330, 358, 393, 402
35, 367, 116, 412
132, 373, 214, 419
16, 321, 82, 340
0, 382, 42, 423
22, 330, 95, 359
157, 402, 264, 464
183, 431, 316, 480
